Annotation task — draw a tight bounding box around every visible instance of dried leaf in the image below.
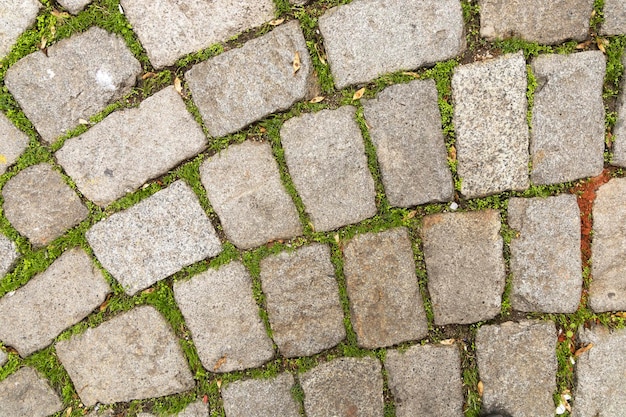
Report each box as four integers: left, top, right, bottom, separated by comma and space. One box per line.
174, 77, 183, 95
439, 338, 455, 345
353, 87, 365, 100
50, 25, 56, 37
65, 407, 72, 416
576, 40, 593, 49
213, 356, 227, 371
404, 210, 417, 221
40, 36, 48, 50
293, 51, 301, 74
597, 38, 609, 53
78, 118, 89, 125
51, 10, 71, 19
141, 72, 157, 80
575, 343, 594, 356
615, 311, 626, 318
402, 71, 420, 78
310, 96, 325, 103
99, 299, 110, 312
269, 18, 285, 26
448, 145, 457, 162
314, 43, 327, 65
334, 234, 340, 244
477, 381, 484, 397
216, 379, 222, 389
259, 126, 267, 133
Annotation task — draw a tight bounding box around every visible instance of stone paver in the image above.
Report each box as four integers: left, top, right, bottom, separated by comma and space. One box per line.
173, 262, 274, 373
0, 0, 40, 59
4, 27, 141, 143
120, 0, 275, 68
58, 0, 92, 14
56, 305, 194, 406
2, 163, 89, 247
259, 244, 345, 357
87, 181, 221, 295
318, 0, 465, 89
0, 367, 63, 417
200, 141, 302, 249
479, 0, 594, 44
385, 344, 464, 417
186, 21, 315, 138
508, 195, 582, 313
222, 373, 300, 417
281, 106, 376, 232
178, 401, 209, 417
600, 0, 626, 35
343, 228, 428, 348
0, 234, 19, 279
611, 54, 626, 167
476, 320, 557, 417
422, 210, 506, 325
300, 357, 384, 417
0, 112, 29, 175
0, 248, 109, 357
57, 86, 206, 207
530, 51, 605, 185
453, 52, 529, 198
362, 80, 454, 207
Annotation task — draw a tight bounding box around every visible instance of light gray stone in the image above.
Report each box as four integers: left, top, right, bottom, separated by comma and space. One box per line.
0, 349, 6, 366
385, 344, 464, 417
173, 262, 274, 373
479, 0, 594, 44
453, 52, 529, 198
0, 367, 62, 417
200, 141, 301, 249
362, 80, 454, 207
58, 0, 92, 14
222, 373, 300, 417
2, 163, 89, 247
611, 54, 626, 167
422, 210, 505, 325
508, 195, 582, 313
530, 52, 605, 185
318, 0, 465, 89
85, 410, 114, 417
121, 0, 275, 68
56, 305, 194, 406
281, 106, 376, 232
0, 112, 29, 175
259, 244, 345, 357
5, 27, 141, 143
476, 320, 557, 417
178, 401, 209, 417
186, 21, 316, 137
57, 86, 206, 207
343, 228, 428, 348
601, 0, 626, 35
87, 181, 222, 295
301, 357, 383, 417
0, 234, 18, 278
0, 248, 109, 357
0, 0, 40, 59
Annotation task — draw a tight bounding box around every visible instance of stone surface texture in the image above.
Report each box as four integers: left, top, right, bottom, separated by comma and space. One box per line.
0, 0, 40, 59
4, 27, 141, 143
422, 210, 505, 325
55, 306, 194, 406
0, 112, 29, 175
186, 21, 316, 137
362, 80, 454, 206
281, 106, 376, 232
476, 320, 557, 417
200, 141, 302, 249
173, 262, 274, 373
259, 244, 345, 357
222, 373, 300, 417
530, 51, 605, 185
0, 234, 19, 278
0, 367, 63, 417
57, 86, 206, 207
611, 54, 626, 167
177, 401, 210, 417
318, 0, 465, 89
600, 0, 626, 35
58, 0, 92, 14
0, 349, 6, 367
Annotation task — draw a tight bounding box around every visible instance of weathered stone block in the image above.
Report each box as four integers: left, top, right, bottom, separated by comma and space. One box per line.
610, 54, 626, 167
58, 0, 92, 14
0, 234, 19, 279
0, 367, 63, 417
0, 112, 29, 175
600, 0, 626, 35
222, 373, 300, 417
0, 0, 40, 59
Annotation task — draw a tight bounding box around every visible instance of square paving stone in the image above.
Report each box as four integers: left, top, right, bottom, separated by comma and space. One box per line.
453, 52, 529, 198
173, 261, 274, 373
87, 181, 222, 296
259, 244, 345, 357
600, 0, 626, 35
57, 86, 206, 207
58, 0, 92, 14
422, 210, 506, 325
300, 357, 384, 417
476, 320, 557, 417
0, 248, 109, 357
362, 80, 454, 207
4, 27, 141, 144
0, 111, 29, 175
280, 106, 377, 232
385, 344, 464, 417
2, 163, 89, 247
343, 228, 428, 348
222, 373, 300, 417
56, 305, 194, 406
508, 195, 582, 313
200, 141, 302, 249
0, 234, 19, 279
611, 54, 626, 167
0, 0, 40, 59
318, 0, 465, 89
530, 52, 605, 185
186, 21, 316, 138
0, 366, 63, 417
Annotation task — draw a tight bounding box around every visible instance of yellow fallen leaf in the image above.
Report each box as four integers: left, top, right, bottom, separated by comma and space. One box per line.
40, 36, 47, 50
404, 210, 417, 221
597, 37, 609, 53
174, 77, 183, 94
353, 87, 365, 100
575, 343, 594, 356
314, 43, 327, 65
269, 18, 285, 26
615, 311, 626, 318
51, 10, 70, 19
142, 287, 155, 294
448, 145, 457, 162
293, 51, 301, 74
142, 72, 157, 80
213, 356, 227, 371
78, 118, 89, 125
65, 407, 72, 416
439, 338, 455, 345
477, 380, 484, 397
310, 96, 325, 103
334, 234, 340, 244
216, 379, 222, 389
402, 71, 420, 78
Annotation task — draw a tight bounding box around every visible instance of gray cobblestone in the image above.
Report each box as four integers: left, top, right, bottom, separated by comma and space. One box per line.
0, 234, 19, 279
611, 54, 626, 167
0, 367, 63, 417
58, 0, 92, 14
0, 349, 6, 367
600, 0, 626, 35
222, 373, 300, 417
0, 0, 40, 59
0, 112, 29, 175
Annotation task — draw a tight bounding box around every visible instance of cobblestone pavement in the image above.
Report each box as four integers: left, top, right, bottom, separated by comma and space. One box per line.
2, 1, 626, 416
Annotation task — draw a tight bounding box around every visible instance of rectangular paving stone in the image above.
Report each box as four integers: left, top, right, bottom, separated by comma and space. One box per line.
362, 80, 454, 207
173, 261, 274, 373
87, 181, 222, 295
0, 234, 19, 279
0, 111, 29, 175
0, 367, 63, 417
0, 0, 40, 58
453, 52, 529, 198
422, 210, 506, 325
186, 21, 316, 138
343, 228, 428, 348
57, 86, 206, 207
5, 27, 141, 144
530, 52, 605, 185
200, 141, 302, 249
280, 106, 377, 232
222, 373, 300, 417
611, 54, 626, 167
600, 0, 626, 35
318, 0, 465, 89
259, 244, 345, 357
